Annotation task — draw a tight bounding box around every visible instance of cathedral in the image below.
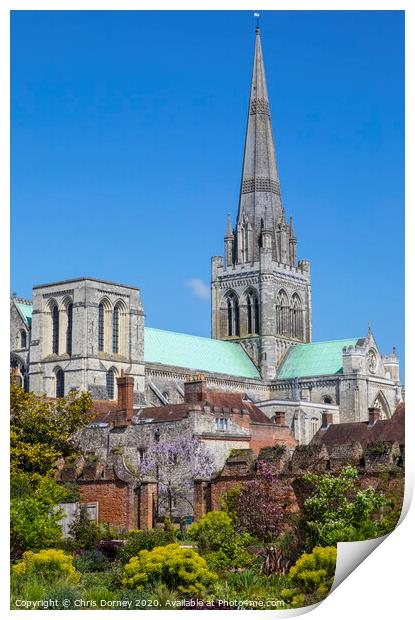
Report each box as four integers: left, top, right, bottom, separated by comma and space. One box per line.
10, 26, 402, 445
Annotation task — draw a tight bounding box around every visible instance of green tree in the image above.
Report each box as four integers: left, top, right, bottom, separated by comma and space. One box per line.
67, 506, 102, 551
10, 383, 93, 481
302, 466, 385, 547
10, 385, 94, 559
10, 477, 69, 559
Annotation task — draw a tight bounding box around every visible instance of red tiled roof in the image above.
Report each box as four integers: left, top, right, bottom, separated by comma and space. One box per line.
90, 400, 122, 424
137, 391, 272, 425
138, 404, 190, 422
312, 403, 405, 447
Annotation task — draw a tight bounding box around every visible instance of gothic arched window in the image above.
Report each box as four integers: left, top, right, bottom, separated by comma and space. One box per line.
106, 368, 116, 400
246, 290, 259, 334
372, 392, 391, 420
276, 290, 289, 336
55, 368, 64, 398
310, 417, 319, 437
291, 293, 303, 340
20, 330, 27, 349
226, 292, 240, 337
66, 303, 73, 355
52, 305, 59, 354
112, 306, 120, 354
98, 303, 105, 352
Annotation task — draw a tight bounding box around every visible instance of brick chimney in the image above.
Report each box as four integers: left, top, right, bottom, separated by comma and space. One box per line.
322, 412, 333, 428
184, 375, 209, 404
116, 374, 134, 424
274, 411, 286, 425
368, 407, 380, 426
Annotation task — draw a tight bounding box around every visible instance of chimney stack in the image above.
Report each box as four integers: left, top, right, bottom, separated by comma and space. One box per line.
116, 374, 134, 425
368, 407, 380, 426
274, 411, 286, 425
184, 374, 209, 404
322, 412, 333, 428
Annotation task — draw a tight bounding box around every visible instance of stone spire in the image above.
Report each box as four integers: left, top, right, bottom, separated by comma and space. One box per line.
289, 215, 297, 266
236, 26, 285, 263
224, 212, 234, 267
226, 212, 233, 236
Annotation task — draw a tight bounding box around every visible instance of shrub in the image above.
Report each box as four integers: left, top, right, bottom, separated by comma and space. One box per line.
68, 506, 102, 550
188, 511, 254, 572
10, 476, 67, 559
281, 546, 337, 607
43, 585, 82, 609
227, 462, 286, 541
74, 549, 109, 573
118, 528, 175, 565
163, 516, 176, 535
80, 571, 115, 591
366, 441, 391, 458
209, 569, 290, 609
12, 549, 80, 585
122, 543, 217, 596
302, 466, 386, 547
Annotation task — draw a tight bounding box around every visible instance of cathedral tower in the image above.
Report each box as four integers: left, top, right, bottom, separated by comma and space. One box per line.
211, 26, 312, 380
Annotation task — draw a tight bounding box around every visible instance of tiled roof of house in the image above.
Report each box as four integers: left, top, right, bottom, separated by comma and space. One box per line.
144, 327, 260, 379
276, 338, 361, 379
311, 403, 405, 447
137, 391, 271, 425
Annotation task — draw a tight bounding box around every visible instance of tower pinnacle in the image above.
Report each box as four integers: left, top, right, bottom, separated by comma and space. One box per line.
235, 26, 285, 263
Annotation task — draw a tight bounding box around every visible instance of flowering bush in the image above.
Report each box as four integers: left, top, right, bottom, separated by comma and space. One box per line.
281, 546, 337, 607
122, 543, 217, 596
118, 528, 176, 565
188, 511, 255, 572
229, 461, 286, 541
12, 549, 80, 584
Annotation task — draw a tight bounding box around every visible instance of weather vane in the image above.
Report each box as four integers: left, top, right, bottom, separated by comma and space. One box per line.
254, 12, 261, 30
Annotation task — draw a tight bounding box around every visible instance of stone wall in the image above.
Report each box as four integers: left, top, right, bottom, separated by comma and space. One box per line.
195, 440, 405, 520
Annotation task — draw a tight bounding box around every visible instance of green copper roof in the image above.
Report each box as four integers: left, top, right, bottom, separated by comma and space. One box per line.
276, 338, 360, 379
144, 327, 260, 379
17, 303, 33, 327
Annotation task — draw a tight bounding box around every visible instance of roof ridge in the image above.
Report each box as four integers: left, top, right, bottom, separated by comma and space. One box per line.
292, 337, 362, 346
145, 326, 242, 347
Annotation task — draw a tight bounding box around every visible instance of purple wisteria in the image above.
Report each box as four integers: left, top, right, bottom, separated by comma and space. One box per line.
136, 434, 215, 517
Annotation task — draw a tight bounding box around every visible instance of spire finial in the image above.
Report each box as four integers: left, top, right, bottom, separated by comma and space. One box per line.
254, 12, 260, 32
289, 215, 295, 237
226, 212, 233, 236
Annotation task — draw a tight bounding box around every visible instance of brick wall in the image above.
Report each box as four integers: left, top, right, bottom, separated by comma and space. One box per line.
250, 423, 297, 454
194, 441, 405, 522
79, 481, 137, 531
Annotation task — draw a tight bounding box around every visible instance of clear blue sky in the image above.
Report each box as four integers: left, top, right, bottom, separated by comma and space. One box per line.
11, 10, 404, 376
